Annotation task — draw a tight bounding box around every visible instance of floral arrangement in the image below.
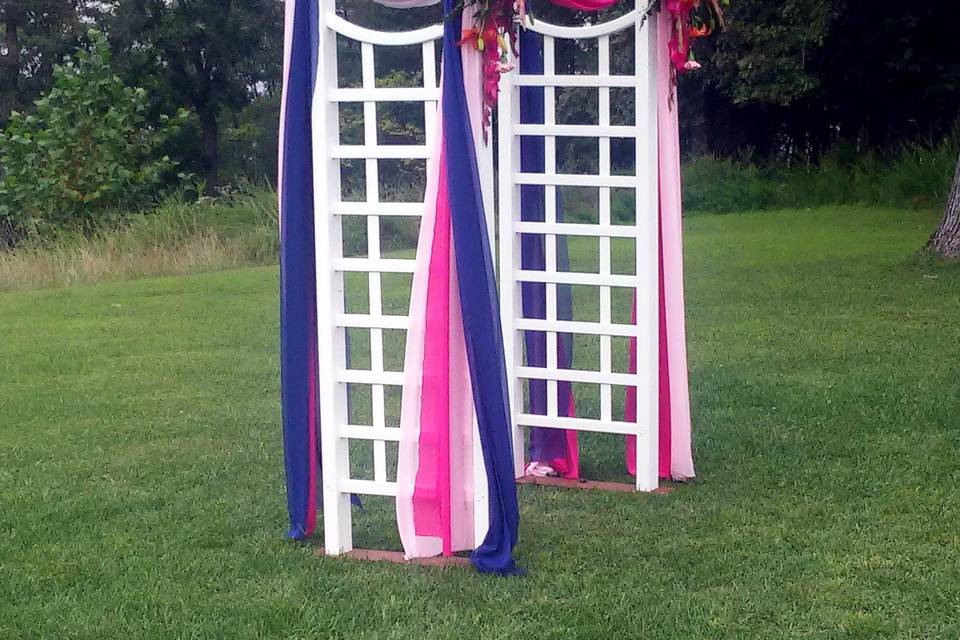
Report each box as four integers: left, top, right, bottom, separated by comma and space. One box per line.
456, 0, 727, 138
664, 0, 727, 73
458, 0, 520, 139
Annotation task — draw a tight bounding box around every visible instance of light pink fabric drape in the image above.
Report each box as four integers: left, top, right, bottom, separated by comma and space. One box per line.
625, 11, 694, 481
656, 10, 694, 481
397, 9, 693, 558
396, 107, 449, 559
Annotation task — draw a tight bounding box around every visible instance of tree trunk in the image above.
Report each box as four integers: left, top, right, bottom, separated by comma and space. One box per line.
198, 103, 220, 195
927, 154, 960, 259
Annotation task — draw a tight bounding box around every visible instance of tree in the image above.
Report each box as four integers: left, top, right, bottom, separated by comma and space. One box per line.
0, 1, 88, 125
675, 1, 960, 159
105, 0, 283, 192
927, 155, 960, 259
0, 30, 187, 242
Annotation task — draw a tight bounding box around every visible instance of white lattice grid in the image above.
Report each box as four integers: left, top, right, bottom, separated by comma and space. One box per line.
497, 4, 661, 491
311, 9, 491, 555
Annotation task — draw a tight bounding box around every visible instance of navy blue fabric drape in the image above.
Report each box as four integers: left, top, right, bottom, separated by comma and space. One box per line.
441, 0, 521, 575
279, 0, 320, 540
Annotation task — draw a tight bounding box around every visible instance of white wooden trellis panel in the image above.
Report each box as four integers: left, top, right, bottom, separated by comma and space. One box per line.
498, 2, 661, 491
312, 0, 661, 557
311, 5, 491, 555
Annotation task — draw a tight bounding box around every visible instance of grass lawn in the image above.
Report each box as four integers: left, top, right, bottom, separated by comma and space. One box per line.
2, 206, 959, 639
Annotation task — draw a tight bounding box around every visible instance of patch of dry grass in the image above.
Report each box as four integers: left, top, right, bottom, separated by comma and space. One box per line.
0, 191, 279, 292
0, 231, 253, 291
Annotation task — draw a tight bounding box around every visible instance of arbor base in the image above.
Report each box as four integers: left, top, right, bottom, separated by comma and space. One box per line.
317, 548, 471, 567
516, 475, 674, 494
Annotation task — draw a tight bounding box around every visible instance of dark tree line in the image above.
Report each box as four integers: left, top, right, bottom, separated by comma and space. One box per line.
2, 0, 959, 185
689, 0, 960, 159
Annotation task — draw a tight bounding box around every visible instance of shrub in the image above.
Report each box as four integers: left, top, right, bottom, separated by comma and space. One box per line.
682, 141, 956, 214
0, 30, 189, 244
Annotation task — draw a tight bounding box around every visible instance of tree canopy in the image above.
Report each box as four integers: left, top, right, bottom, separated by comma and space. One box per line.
0, 0, 91, 124
102, 0, 283, 190
691, 0, 960, 157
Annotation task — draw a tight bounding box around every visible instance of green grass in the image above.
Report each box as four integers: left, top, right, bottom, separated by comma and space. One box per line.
682, 142, 957, 214
2, 206, 959, 638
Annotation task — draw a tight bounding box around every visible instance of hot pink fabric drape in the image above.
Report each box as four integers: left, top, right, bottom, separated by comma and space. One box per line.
396, 5, 489, 560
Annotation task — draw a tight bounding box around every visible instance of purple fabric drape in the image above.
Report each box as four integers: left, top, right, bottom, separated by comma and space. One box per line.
520, 25, 579, 476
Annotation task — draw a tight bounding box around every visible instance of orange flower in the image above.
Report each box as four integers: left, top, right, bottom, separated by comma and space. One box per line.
459, 28, 480, 48
690, 23, 712, 38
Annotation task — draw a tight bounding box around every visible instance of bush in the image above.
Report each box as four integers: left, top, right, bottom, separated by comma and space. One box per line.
0, 30, 189, 244
682, 141, 957, 214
